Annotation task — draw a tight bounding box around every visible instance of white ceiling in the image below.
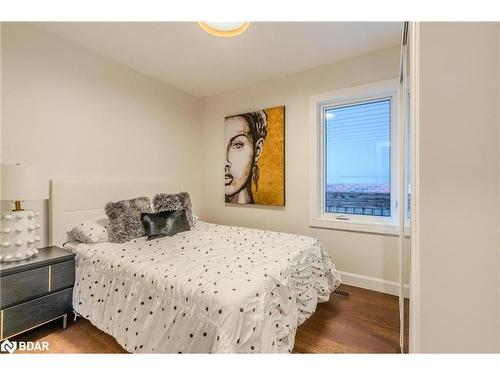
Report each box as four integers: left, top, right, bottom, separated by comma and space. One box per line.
34, 22, 402, 97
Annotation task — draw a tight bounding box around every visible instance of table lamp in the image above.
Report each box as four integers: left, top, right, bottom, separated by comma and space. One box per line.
1, 164, 48, 262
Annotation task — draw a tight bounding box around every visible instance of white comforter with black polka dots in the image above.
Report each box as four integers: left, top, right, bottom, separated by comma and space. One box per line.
65, 221, 341, 353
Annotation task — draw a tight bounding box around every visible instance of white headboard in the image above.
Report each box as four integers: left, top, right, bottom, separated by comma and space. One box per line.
49, 179, 186, 247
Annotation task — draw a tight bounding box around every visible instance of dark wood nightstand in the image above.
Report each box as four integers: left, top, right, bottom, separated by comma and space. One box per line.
0, 246, 75, 341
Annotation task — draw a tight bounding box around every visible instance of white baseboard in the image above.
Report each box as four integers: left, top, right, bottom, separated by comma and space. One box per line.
339, 271, 410, 298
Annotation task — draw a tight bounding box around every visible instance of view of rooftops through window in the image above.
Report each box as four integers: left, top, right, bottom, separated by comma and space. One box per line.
325, 98, 391, 217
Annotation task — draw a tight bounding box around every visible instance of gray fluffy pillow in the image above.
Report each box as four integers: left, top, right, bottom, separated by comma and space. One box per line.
152, 192, 194, 228
105, 196, 152, 243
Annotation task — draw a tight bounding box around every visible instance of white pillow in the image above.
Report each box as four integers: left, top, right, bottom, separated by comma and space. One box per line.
70, 217, 109, 243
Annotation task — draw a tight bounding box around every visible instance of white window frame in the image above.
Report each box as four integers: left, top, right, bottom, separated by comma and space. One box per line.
308, 79, 402, 235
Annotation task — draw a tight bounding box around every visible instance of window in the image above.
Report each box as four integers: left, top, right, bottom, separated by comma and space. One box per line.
325, 99, 391, 217
309, 80, 402, 234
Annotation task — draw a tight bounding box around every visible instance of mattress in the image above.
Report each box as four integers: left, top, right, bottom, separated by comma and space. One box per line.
65, 220, 341, 353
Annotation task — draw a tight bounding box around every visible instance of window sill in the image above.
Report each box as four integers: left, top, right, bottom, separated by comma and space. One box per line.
309, 216, 410, 236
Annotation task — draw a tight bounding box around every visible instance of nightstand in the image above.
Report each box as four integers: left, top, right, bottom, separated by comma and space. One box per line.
0, 246, 75, 341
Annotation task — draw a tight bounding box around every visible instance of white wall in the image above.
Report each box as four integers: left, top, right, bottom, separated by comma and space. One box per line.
498, 23, 500, 353
416, 22, 499, 353
199, 46, 411, 288
1, 23, 200, 247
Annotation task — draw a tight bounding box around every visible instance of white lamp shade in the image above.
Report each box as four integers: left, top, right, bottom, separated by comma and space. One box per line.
1, 164, 48, 201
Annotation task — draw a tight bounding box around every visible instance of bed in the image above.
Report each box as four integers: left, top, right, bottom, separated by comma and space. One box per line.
50, 179, 341, 353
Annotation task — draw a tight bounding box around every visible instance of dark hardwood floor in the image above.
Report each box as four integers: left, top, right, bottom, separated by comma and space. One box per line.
295, 285, 409, 353
14, 284, 409, 354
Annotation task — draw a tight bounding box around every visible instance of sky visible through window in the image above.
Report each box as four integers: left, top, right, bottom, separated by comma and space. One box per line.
325, 99, 391, 217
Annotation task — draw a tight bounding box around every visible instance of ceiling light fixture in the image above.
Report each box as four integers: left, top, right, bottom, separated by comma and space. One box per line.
198, 22, 249, 38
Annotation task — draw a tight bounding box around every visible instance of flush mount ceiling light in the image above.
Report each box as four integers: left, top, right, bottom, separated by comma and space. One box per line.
198, 22, 250, 37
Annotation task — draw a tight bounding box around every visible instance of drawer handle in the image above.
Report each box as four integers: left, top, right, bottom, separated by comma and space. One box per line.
1, 310, 4, 341
48, 265, 52, 292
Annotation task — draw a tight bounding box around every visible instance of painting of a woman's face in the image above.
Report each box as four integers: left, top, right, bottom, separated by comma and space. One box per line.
224, 106, 284, 206
225, 116, 254, 197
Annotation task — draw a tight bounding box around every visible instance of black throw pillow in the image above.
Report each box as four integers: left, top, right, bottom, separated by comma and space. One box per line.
141, 210, 191, 241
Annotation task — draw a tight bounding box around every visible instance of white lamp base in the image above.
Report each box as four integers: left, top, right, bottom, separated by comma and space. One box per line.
1, 210, 41, 262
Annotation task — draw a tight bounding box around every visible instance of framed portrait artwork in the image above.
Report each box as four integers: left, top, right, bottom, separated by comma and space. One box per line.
224, 106, 285, 206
